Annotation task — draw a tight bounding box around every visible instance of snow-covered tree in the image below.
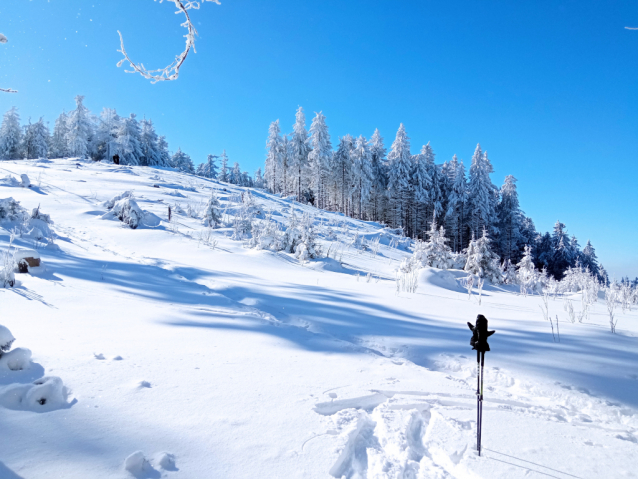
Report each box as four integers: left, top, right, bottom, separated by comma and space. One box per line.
171, 148, 194, 173
204, 190, 221, 227
230, 162, 242, 184
517, 245, 538, 295
446, 156, 467, 252
368, 128, 387, 222
411, 145, 433, 238
581, 240, 600, 278
467, 144, 498, 239
139, 118, 163, 166
95, 108, 120, 162
414, 215, 453, 269
157, 135, 171, 167
50, 111, 69, 159
253, 167, 264, 188
23, 118, 50, 159
332, 135, 355, 213
65, 95, 93, 158
265, 120, 284, 193
351, 135, 373, 219
219, 150, 229, 182
464, 228, 502, 283
497, 175, 523, 262
307, 112, 332, 209
550, 221, 571, 280
387, 124, 412, 230
289, 107, 310, 201
116, 114, 143, 165
197, 154, 219, 179
0, 107, 23, 160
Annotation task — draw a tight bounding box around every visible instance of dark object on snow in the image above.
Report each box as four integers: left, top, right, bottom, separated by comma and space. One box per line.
113, 154, 120, 165
17, 260, 28, 274
467, 314, 495, 457
168, 206, 172, 222
153, 184, 160, 188
467, 315, 495, 352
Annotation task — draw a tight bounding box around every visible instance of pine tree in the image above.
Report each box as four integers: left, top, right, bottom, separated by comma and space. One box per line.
219, 150, 229, 182
50, 111, 69, 159
307, 112, 332, 209
550, 221, 571, 280
116, 114, 143, 165
96, 108, 120, 162
332, 135, 355, 214
171, 148, 194, 173
0, 107, 23, 160
230, 162, 242, 184
422, 142, 442, 229
368, 129, 387, 222
387, 124, 412, 231
416, 214, 453, 269
253, 167, 264, 188
581, 240, 600, 277
204, 190, 221, 227
139, 118, 162, 166
290, 107, 310, 201
65, 95, 93, 158
351, 135, 373, 219
446, 156, 467, 252
265, 120, 284, 193
497, 175, 523, 262
157, 135, 171, 167
464, 228, 502, 283
467, 144, 498, 239
197, 154, 219, 179
23, 117, 49, 159
411, 146, 433, 239
516, 245, 538, 294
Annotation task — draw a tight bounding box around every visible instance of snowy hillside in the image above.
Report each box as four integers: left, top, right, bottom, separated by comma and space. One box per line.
1, 158, 637, 479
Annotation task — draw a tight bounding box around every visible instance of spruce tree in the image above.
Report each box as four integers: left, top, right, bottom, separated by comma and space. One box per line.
66, 95, 93, 158
387, 124, 412, 231
497, 175, 523, 262
116, 114, 143, 165
446, 156, 467, 252
464, 228, 502, 283
467, 144, 498, 239
23, 118, 50, 159
197, 154, 219, 179
0, 107, 23, 160
411, 146, 433, 239
219, 150, 229, 182
307, 112, 332, 209
351, 135, 373, 219
332, 135, 355, 214
265, 120, 283, 193
171, 148, 194, 173
50, 111, 69, 159
157, 135, 171, 167
581, 240, 600, 277
368, 129, 387, 222
96, 108, 120, 162
290, 107, 310, 201
139, 118, 162, 166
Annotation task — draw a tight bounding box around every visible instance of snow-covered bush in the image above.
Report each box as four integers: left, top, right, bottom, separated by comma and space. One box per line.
112, 198, 143, 229
1, 235, 16, 288
412, 220, 453, 270
31, 206, 53, 224
204, 190, 221, 227
464, 230, 502, 283
0, 324, 15, 353
396, 258, 419, 293
102, 190, 134, 209
516, 245, 538, 295
502, 259, 517, 284
248, 214, 281, 251
0, 197, 28, 222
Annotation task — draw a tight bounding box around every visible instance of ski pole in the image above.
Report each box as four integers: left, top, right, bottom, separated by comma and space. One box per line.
479, 350, 485, 455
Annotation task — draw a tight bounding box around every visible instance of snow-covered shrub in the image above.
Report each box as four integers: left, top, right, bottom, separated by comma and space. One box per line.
249, 214, 282, 251
204, 190, 221, 227
464, 229, 502, 283
112, 198, 143, 229
31, 206, 53, 224
516, 245, 538, 295
1, 235, 16, 288
0, 175, 20, 187
413, 220, 453, 270
102, 190, 134, 209
502, 259, 517, 284
349, 232, 363, 250
396, 258, 419, 294
606, 284, 619, 334
0, 324, 15, 353
0, 197, 28, 223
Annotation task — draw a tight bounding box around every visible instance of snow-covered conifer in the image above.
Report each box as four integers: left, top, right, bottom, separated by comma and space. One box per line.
368, 129, 387, 222
197, 154, 219, 179
204, 190, 221, 227
502, 259, 518, 285
387, 124, 412, 230
139, 118, 163, 166
116, 114, 143, 165
23, 118, 50, 159
95, 108, 120, 162
219, 150, 229, 182
351, 135, 373, 219
307, 112, 332, 209
289, 107, 310, 201
332, 135, 355, 213
230, 162, 242, 185
171, 148, 194, 173
467, 144, 498, 239
0, 107, 23, 160
464, 228, 502, 283
415, 214, 453, 269
50, 111, 69, 159
581, 240, 600, 277
411, 146, 433, 238
253, 167, 264, 188
265, 120, 284, 193
497, 175, 523, 262
516, 245, 538, 294
65, 95, 93, 158
157, 135, 171, 167
446, 156, 467, 252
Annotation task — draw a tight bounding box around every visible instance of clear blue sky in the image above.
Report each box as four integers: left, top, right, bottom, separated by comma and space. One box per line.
1, 1, 637, 277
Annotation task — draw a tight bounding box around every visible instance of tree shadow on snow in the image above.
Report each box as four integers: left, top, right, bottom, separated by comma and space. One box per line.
0, 462, 24, 479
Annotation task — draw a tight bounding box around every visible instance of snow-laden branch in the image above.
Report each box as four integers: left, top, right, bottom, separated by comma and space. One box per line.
0, 33, 17, 93
117, 0, 220, 84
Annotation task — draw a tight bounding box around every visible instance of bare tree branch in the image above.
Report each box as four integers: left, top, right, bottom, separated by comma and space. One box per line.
117, 0, 220, 84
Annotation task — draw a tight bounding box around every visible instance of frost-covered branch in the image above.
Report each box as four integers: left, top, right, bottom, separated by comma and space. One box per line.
0, 33, 17, 93
117, 0, 220, 83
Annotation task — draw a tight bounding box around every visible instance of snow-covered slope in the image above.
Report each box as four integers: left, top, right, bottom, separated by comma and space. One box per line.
1, 158, 637, 479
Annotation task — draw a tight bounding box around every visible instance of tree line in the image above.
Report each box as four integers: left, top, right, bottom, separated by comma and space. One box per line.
264, 107, 607, 282
0, 97, 257, 187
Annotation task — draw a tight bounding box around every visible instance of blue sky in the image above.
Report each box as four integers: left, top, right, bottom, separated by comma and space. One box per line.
0, 1, 637, 277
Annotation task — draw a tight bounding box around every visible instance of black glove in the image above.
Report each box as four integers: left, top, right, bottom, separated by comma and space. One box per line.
468, 315, 495, 352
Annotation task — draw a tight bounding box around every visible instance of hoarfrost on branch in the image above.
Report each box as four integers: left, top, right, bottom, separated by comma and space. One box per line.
117, 0, 220, 84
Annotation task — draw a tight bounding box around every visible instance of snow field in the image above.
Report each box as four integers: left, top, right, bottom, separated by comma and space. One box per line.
0, 158, 637, 478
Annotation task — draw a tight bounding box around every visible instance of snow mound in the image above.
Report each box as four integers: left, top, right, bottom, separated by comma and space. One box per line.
0, 324, 15, 351
102, 190, 134, 209
155, 452, 177, 470
0, 376, 69, 411
419, 268, 467, 293
0, 347, 32, 371
0, 175, 21, 187
124, 451, 148, 474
